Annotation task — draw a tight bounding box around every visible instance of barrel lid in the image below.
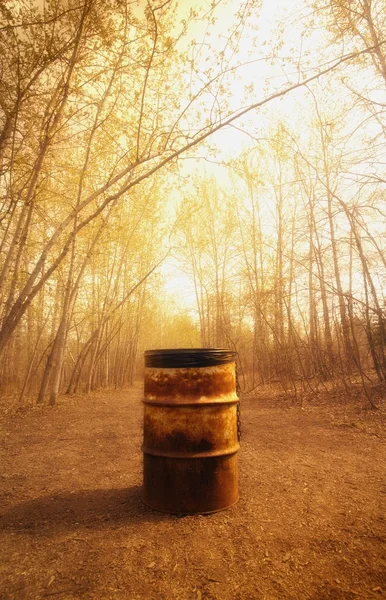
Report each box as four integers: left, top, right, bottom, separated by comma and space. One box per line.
144, 348, 236, 368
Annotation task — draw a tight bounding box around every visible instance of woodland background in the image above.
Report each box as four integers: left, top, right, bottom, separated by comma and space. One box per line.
0, 0, 385, 409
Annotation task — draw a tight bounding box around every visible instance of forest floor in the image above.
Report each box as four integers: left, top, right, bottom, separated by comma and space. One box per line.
1, 384, 386, 600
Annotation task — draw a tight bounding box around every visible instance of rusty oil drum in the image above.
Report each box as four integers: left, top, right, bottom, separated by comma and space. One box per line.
142, 348, 239, 514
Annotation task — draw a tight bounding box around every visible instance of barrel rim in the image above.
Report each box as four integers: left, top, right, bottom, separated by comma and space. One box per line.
144, 348, 237, 368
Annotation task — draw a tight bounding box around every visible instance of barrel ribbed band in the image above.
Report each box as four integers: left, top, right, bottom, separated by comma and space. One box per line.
142, 446, 240, 458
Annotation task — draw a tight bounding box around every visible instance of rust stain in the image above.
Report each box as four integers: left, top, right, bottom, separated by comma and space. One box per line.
143, 454, 238, 515
144, 365, 235, 400
143, 404, 238, 458
142, 357, 239, 514
165, 431, 213, 453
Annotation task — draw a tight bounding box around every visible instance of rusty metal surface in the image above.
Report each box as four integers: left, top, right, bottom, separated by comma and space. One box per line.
142, 350, 239, 515
143, 404, 239, 458
143, 454, 238, 515
144, 363, 237, 403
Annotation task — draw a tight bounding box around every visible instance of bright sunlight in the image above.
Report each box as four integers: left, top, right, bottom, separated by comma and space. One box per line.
1, 0, 386, 596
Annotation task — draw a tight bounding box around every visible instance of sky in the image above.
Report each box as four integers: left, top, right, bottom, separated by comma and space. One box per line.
157, 0, 386, 318
159, 0, 312, 311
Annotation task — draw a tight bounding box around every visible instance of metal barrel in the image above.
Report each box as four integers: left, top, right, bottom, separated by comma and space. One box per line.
142, 348, 239, 514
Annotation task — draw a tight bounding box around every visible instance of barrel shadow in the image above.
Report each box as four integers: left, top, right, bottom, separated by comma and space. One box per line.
0, 485, 173, 535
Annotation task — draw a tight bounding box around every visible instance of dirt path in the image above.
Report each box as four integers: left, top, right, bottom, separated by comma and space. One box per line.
1, 385, 386, 600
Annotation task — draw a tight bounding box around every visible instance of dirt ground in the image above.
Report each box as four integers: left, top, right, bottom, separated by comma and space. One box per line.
1, 384, 386, 600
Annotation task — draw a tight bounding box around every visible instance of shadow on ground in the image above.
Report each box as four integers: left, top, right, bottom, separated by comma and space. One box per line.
0, 485, 174, 534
